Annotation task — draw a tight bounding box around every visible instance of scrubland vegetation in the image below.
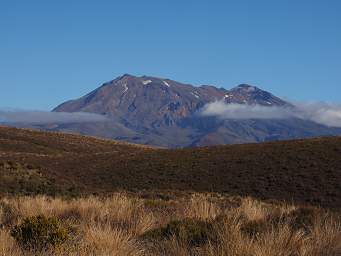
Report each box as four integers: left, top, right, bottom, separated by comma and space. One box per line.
1, 127, 341, 209
0, 193, 340, 255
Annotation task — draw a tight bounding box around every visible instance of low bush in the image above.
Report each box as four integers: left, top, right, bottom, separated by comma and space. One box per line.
240, 207, 320, 238
241, 219, 270, 238
142, 218, 215, 246
10, 215, 71, 252
288, 207, 319, 232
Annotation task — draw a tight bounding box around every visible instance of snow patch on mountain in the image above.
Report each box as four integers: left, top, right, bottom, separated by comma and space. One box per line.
122, 83, 128, 93
142, 80, 152, 85
163, 80, 170, 87
191, 92, 200, 99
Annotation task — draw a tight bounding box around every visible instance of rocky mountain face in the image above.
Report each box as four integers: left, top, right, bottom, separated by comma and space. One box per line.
51, 74, 341, 147
54, 74, 225, 128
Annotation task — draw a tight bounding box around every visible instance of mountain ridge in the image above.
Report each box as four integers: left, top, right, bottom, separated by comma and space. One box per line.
53, 74, 287, 113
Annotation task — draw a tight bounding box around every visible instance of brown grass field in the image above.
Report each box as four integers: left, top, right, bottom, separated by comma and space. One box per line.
0, 193, 340, 255
0, 126, 341, 255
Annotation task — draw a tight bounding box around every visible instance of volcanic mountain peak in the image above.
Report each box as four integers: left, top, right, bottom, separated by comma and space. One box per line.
101, 75, 177, 92
229, 84, 273, 97
48, 74, 341, 148
94, 75, 264, 101
224, 83, 288, 106
121, 73, 135, 78
53, 74, 291, 127
233, 83, 258, 91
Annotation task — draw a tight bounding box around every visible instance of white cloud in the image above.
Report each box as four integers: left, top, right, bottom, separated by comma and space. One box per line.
294, 102, 341, 127
200, 101, 341, 128
201, 102, 293, 119
0, 110, 107, 124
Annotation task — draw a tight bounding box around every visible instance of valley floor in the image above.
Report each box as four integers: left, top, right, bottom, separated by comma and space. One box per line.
0, 193, 340, 256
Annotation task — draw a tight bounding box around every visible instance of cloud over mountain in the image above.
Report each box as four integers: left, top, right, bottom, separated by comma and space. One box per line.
200, 101, 341, 128
0, 110, 107, 124
295, 102, 341, 127
200, 102, 293, 120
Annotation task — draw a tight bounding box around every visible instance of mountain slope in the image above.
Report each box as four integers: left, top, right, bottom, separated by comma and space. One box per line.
52, 74, 341, 147
53, 74, 227, 128
1, 126, 340, 208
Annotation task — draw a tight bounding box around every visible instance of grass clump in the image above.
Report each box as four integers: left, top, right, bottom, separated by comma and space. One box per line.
10, 215, 71, 252
143, 218, 214, 246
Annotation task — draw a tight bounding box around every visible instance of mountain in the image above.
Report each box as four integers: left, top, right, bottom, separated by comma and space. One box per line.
51, 74, 341, 147
1, 126, 340, 208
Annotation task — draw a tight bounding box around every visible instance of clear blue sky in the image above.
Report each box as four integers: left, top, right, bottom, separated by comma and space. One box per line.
1, 0, 340, 110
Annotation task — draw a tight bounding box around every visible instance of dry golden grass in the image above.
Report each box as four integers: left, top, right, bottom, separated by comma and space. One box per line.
0, 229, 22, 255
80, 224, 144, 256
239, 197, 270, 221
185, 194, 222, 220
0, 193, 340, 256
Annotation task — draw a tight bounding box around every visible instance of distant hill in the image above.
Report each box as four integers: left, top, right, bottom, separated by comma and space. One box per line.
1, 126, 340, 208
50, 74, 341, 147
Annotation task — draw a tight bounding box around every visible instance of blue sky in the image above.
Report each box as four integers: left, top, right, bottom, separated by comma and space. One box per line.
1, 0, 340, 110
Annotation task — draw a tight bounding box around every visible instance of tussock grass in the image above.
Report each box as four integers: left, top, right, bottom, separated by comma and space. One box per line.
0, 229, 22, 255
81, 224, 144, 256
185, 194, 222, 220
0, 193, 340, 255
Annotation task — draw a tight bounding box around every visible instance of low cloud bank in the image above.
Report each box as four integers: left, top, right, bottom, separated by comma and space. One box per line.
201, 102, 293, 120
201, 101, 341, 128
0, 110, 107, 124
295, 102, 341, 127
